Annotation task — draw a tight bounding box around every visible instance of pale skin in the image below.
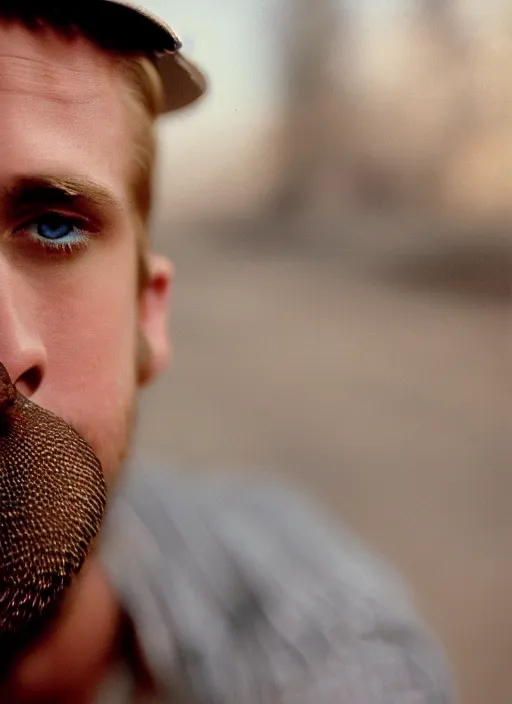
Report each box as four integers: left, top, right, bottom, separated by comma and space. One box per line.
0, 22, 173, 703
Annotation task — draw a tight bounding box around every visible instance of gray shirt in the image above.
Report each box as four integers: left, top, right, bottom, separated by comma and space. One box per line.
97, 468, 456, 703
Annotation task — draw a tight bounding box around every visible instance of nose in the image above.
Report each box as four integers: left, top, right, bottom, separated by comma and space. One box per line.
0, 258, 46, 398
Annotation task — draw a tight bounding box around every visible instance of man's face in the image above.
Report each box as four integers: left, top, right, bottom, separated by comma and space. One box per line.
0, 22, 171, 482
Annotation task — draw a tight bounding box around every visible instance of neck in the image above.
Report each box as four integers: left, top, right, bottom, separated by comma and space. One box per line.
1, 560, 123, 703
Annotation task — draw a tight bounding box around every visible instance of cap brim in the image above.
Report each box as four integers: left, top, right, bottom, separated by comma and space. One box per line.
102, 0, 207, 114
156, 51, 208, 113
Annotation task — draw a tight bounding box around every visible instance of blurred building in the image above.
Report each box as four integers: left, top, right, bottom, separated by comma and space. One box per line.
268, 0, 512, 225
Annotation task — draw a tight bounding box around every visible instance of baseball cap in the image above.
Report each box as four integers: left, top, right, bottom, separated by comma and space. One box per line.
101, 1, 207, 113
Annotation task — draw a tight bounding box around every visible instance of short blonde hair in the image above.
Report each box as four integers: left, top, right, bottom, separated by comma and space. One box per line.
118, 56, 165, 289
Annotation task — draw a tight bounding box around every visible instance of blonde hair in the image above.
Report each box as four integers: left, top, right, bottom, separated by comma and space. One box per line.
118, 56, 165, 290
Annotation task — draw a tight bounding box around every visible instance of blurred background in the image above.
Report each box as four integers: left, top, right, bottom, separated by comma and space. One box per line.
133, 2, 511, 703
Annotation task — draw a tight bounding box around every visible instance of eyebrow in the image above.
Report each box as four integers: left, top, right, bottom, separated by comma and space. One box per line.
0, 175, 123, 218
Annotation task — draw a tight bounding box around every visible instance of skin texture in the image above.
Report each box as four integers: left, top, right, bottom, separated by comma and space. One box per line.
0, 21, 172, 702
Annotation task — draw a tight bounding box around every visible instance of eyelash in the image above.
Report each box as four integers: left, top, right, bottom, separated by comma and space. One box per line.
14, 213, 93, 254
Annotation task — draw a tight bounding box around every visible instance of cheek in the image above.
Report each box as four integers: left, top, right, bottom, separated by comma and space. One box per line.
33, 249, 139, 479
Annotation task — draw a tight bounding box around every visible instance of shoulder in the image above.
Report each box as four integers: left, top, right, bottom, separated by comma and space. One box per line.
100, 468, 456, 703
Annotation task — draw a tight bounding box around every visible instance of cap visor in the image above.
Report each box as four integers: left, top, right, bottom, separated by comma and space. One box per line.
101, 0, 207, 112
157, 52, 208, 113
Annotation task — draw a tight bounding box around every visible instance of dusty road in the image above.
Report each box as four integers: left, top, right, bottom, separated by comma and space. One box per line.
134, 216, 511, 704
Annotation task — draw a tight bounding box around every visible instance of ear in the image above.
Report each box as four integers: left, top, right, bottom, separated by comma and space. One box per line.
137, 253, 174, 386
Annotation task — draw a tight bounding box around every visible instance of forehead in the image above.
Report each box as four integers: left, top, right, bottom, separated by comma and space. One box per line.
0, 21, 132, 203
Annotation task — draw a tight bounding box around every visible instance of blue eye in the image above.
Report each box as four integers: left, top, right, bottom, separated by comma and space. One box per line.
23, 214, 89, 250
38, 218, 75, 240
